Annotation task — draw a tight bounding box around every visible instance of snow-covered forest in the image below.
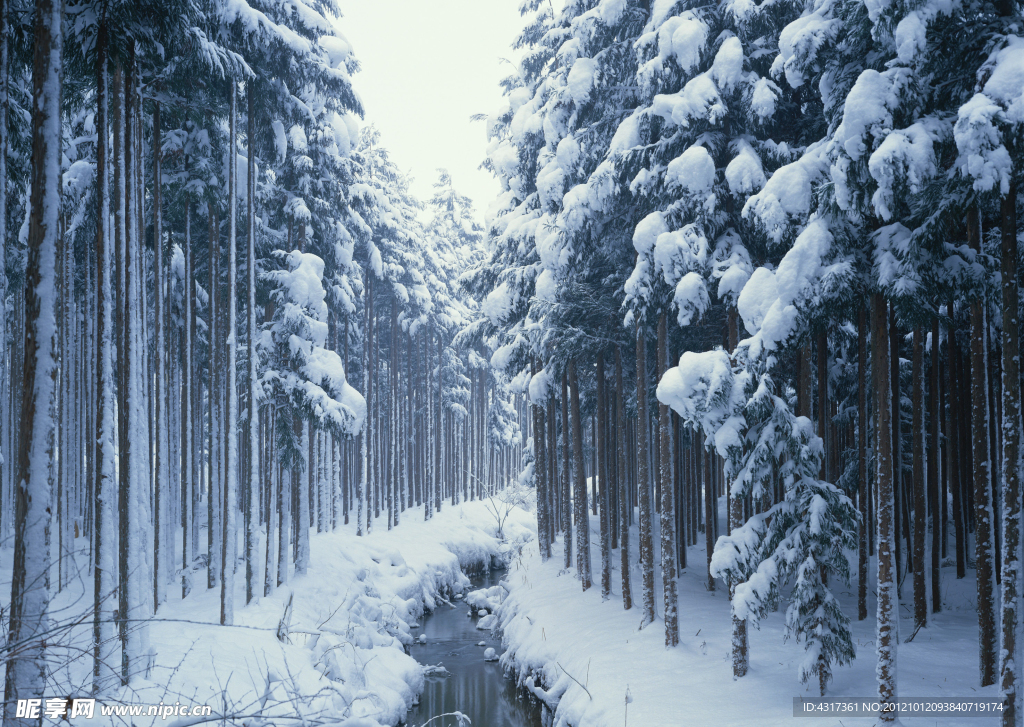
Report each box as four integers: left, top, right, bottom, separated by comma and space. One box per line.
0, 0, 1021, 724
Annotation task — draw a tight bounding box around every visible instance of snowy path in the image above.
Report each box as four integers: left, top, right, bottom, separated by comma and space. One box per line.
495, 507, 999, 727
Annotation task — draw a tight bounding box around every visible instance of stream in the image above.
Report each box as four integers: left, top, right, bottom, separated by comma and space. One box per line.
404, 568, 545, 727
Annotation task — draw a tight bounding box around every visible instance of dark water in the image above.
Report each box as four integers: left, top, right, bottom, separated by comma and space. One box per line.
404, 569, 545, 727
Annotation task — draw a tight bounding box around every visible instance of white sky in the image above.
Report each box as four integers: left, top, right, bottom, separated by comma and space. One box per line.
335, 0, 525, 220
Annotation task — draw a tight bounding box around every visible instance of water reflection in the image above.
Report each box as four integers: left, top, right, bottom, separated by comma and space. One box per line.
405, 570, 545, 727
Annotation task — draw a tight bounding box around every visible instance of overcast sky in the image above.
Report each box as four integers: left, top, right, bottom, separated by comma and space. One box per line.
335, 0, 525, 220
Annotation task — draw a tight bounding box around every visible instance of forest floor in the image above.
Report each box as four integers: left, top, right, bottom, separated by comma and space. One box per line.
6, 499, 536, 727
494, 499, 999, 727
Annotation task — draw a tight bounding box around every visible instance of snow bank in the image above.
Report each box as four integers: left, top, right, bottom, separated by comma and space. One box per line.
25, 501, 535, 727
497, 514, 999, 727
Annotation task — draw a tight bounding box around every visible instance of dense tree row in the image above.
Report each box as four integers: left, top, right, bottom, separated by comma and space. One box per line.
475, 0, 1022, 721
0, 0, 528, 714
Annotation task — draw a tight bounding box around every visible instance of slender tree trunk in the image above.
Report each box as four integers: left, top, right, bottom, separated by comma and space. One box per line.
597, 353, 611, 597
998, 181, 1020, 725
912, 327, 927, 628
614, 348, 630, 610
220, 83, 238, 624
948, 311, 966, 579
637, 325, 655, 625
728, 309, 747, 676
181, 161, 193, 599
657, 315, 678, 646
872, 293, 897, 720
435, 333, 442, 514
4, 0, 61, 710
112, 55, 131, 681
929, 318, 941, 613
297, 421, 310, 574
857, 307, 868, 621
533, 359, 550, 558
152, 98, 166, 612
361, 272, 371, 532
245, 84, 259, 605
817, 331, 827, 479
92, 14, 117, 691
968, 206, 998, 687
0, 0, 7, 551
208, 210, 220, 589
891, 309, 905, 578
126, 61, 151, 677
568, 359, 591, 591
561, 375, 572, 569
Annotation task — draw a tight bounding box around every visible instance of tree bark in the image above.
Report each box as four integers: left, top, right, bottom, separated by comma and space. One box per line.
636, 325, 655, 625
4, 0, 61, 710
220, 82, 238, 624
657, 314, 678, 646
891, 310, 904, 582
561, 373, 572, 569
999, 181, 1020, 724
92, 12, 118, 690
929, 317, 941, 613
616, 345, 632, 609
245, 83, 259, 605
568, 359, 591, 591
872, 292, 897, 720
912, 327, 927, 628
968, 205, 998, 687
597, 352, 611, 598
728, 308, 747, 677
182, 160, 193, 600
948, 310, 966, 579
857, 307, 868, 621
533, 359, 550, 560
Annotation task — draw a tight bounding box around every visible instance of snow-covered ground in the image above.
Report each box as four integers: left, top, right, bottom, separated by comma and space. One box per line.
19, 500, 536, 727
493, 500, 999, 727
4, 491, 996, 727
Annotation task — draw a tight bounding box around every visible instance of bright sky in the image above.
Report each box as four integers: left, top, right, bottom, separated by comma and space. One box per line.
335, 0, 525, 221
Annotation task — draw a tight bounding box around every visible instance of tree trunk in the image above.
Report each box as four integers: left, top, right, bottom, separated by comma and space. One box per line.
561, 373, 572, 569
361, 272, 371, 532
817, 331, 827, 479
968, 206, 998, 687
857, 307, 868, 621
297, 421, 310, 574
872, 292, 897, 720
4, 0, 61, 711
597, 352, 611, 598
220, 82, 238, 625
999, 182, 1020, 725
929, 317, 941, 613
657, 314, 678, 646
92, 14, 118, 690
245, 83, 259, 605
182, 161, 193, 600
892, 310, 906, 576
533, 359, 550, 559
568, 359, 591, 591
636, 325, 654, 625
728, 308, 747, 677
152, 98, 166, 612
615, 345, 632, 609
948, 309, 966, 579
912, 327, 927, 628
208, 209, 220, 589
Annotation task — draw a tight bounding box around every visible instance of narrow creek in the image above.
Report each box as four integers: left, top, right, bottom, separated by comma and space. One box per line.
405, 568, 545, 727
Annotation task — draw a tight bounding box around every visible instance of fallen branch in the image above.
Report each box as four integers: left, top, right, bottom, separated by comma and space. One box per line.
557, 661, 593, 700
